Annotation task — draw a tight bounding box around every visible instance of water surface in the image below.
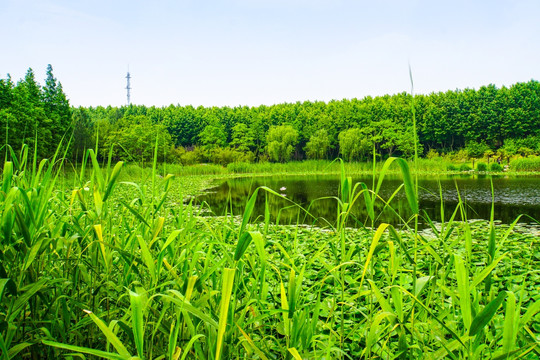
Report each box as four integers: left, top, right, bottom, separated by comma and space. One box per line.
198, 174, 540, 228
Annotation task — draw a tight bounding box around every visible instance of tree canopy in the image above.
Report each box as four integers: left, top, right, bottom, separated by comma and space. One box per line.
2, 67, 539, 163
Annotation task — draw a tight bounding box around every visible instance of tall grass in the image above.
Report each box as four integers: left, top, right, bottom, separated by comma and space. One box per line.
1, 134, 539, 359
163, 158, 471, 177
510, 156, 540, 172
226, 160, 376, 174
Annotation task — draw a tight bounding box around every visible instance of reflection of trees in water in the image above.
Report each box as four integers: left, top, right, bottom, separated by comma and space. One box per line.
198, 176, 540, 228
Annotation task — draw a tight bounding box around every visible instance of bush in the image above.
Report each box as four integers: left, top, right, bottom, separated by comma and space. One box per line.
181, 147, 203, 165
168, 146, 186, 164
210, 148, 254, 166
447, 164, 457, 171
426, 148, 439, 159
476, 162, 488, 172
447, 149, 468, 162
489, 162, 503, 172
459, 163, 472, 172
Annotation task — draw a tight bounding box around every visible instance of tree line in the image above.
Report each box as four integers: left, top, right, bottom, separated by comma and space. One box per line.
2, 66, 539, 164
0, 65, 71, 159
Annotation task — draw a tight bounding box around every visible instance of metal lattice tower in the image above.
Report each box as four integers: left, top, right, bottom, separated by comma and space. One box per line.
126, 71, 132, 105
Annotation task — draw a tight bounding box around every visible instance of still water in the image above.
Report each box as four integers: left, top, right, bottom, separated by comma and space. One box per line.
198, 174, 540, 228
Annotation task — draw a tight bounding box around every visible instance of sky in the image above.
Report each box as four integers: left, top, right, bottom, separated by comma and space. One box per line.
1, 0, 540, 108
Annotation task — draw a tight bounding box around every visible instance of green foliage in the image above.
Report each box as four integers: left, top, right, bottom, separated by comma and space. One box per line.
459, 163, 472, 171
180, 146, 203, 165
102, 115, 173, 163
447, 164, 457, 171
465, 141, 491, 158
338, 128, 370, 161
198, 124, 227, 151
304, 129, 331, 159
502, 136, 540, 156
490, 162, 503, 172
3, 68, 540, 169
1, 145, 539, 359
230, 123, 255, 153
60, 79, 540, 166
425, 148, 439, 159
510, 156, 540, 171
209, 147, 254, 166
0, 65, 71, 160
476, 162, 488, 172
266, 124, 298, 162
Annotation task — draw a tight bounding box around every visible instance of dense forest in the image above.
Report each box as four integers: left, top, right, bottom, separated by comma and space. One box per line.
1, 66, 539, 164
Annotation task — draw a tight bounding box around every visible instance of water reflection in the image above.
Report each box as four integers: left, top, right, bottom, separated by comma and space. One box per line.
197, 174, 540, 228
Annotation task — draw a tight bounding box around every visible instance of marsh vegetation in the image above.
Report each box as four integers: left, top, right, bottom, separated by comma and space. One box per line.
0, 144, 538, 359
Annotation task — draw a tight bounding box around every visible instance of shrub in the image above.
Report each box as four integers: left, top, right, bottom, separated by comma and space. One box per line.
426, 148, 439, 159
476, 162, 487, 172
447, 164, 457, 171
168, 146, 186, 164
447, 149, 468, 161
210, 148, 254, 166
181, 147, 203, 165
459, 163, 472, 172
489, 162, 503, 172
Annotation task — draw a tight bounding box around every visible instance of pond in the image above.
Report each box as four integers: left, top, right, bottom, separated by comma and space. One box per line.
197, 174, 540, 228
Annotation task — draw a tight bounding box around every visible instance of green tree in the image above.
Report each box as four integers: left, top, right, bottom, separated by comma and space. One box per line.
71, 107, 94, 161
230, 123, 255, 152
304, 129, 330, 159
266, 124, 298, 162
18, 68, 50, 158
198, 124, 226, 151
338, 128, 370, 161
105, 115, 173, 163
42, 64, 71, 154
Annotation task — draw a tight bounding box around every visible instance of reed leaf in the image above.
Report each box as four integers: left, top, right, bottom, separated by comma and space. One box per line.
359, 223, 389, 288
42, 340, 130, 360
215, 268, 236, 360
502, 291, 517, 354
129, 290, 145, 359
288, 347, 303, 360
454, 255, 472, 331
469, 291, 507, 336
83, 310, 132, 358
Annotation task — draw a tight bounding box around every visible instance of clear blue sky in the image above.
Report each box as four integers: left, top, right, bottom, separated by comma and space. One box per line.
2, 0, 539, 107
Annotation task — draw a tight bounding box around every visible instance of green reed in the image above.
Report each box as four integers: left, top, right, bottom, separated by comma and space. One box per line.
0, 134, 538, 359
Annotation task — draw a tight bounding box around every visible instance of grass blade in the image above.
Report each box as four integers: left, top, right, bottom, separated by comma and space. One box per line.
502, 291, 516, 354
83, 310, 131, 358
42, 340, 128, 360
129, 289, 145, 358
215, 268, 236, 360
454, 255, 471, 331
469, 291, 507, 336
360, 223, 389, 288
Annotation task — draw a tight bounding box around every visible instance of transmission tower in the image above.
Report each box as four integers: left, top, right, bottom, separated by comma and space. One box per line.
126, 71, 132, 105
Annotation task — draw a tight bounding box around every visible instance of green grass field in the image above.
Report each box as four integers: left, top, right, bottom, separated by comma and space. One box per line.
0, 145, 539, 359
